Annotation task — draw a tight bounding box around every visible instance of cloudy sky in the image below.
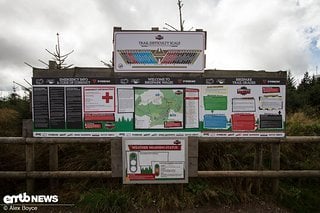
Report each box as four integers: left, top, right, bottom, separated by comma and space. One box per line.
0, 0, 319, 94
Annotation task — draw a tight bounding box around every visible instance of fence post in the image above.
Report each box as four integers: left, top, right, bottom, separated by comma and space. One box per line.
253, 144, 263, 194
23, 119, 34, 193
271, 143, 280, 194
188, 137, 198, 177
25, 143, 34, 193
111, 138, 122, 177
22, 119, 33, 138
49, 144, 59, 192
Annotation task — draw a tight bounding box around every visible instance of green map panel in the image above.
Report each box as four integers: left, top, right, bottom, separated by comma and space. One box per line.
135, 88, 184, 129
204, 96, 228, 110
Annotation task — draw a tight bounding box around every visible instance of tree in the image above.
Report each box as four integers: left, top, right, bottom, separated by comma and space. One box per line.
163, 0, 193, 31
287, 71, 296, 91
0, 89, 31, 136
307, 77, 320, 111
45, 33, 74, 69
297, 71, 312, 92
286, 71, 301, 112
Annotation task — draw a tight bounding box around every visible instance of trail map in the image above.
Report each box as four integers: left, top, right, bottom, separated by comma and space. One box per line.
134, 88, 184, 129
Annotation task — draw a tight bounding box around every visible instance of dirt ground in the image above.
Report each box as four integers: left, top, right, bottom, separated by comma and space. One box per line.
15, 199, 291, 213
181, 202, 291, 213
140, 200, 291, 213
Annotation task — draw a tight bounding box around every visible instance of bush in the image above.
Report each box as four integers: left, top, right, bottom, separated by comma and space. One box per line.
286, 112, 320, 136
0, 108, 20, 136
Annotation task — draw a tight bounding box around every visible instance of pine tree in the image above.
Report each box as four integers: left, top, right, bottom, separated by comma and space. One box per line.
298, 71, 312, 92
286, 71, 300, 112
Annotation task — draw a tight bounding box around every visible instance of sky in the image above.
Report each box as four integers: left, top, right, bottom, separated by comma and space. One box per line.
0, 0, 319, 95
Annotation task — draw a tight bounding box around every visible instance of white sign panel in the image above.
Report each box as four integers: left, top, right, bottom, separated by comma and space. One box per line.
114, 31, 206, 72
123, 137, 188, 184
32, 75, 286, 138
84, 87, 115, 112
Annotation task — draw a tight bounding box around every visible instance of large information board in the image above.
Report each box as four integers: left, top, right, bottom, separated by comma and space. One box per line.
114, 31, 206, 72
32, 74, 286, 137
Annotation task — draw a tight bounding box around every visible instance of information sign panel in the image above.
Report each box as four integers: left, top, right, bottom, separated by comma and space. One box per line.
32, 74, 286, 138
122, 137, 188, 184
114, 31, 206, 72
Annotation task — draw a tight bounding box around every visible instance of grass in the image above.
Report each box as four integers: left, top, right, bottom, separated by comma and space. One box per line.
0, 111, 319, 212
78, 188, 130, 213
279, 179, 320, 213
278, 112, 320, 212
71, 179, 239, 212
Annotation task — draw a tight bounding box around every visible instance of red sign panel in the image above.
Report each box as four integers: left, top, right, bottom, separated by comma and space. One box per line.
262, 87, 280, 93
231, 114, 256, 131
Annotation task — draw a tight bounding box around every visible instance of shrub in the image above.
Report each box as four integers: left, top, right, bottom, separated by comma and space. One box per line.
286, 112, 320, 136
0, 108, 20, 136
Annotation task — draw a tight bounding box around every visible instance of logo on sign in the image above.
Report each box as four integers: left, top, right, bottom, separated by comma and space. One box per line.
237, 86, 251, 95
155, 35, 164, 40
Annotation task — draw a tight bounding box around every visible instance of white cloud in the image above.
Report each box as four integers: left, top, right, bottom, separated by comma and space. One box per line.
0, 64, 32, 91
0, 0, 319, 90
201, 0, 318, 73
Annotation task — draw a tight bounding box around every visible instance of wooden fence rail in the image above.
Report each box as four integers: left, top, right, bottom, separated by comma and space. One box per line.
0, 136, 320, 194
1, 136, 320, 144
0, 170, 319, 179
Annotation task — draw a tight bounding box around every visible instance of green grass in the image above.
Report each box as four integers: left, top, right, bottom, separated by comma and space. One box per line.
279, 179, 320, 213
74, 179, 238, 212
78, 188, 130, 213
1, 111, 320, 212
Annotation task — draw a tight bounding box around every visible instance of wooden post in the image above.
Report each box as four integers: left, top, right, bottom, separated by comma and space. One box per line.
253, 144, 263, 194
111, 138, 122, 177
25, 143, 34, 193
271, 143, 280, 194
49, 144, 59, 192
22, 119, 33, 138
23, 119, 34, 193
188, 137, 198, 177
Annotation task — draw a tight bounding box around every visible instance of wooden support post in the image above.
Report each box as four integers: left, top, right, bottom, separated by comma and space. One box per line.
25, 143, 35, 193
111, 138, 122, 177
22, 119, 33, 138
178, 184, 184, 197
23, 119, 34, 193
49, 144, 59, 192
271, 143, 280, 194
253, 144, 263, 194
188, 137, 198, 177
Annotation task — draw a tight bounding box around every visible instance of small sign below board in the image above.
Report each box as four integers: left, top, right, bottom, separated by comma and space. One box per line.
122, 137, 188, 184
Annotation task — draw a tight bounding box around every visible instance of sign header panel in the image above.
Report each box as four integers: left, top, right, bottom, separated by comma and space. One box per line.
114, 31, 206, 72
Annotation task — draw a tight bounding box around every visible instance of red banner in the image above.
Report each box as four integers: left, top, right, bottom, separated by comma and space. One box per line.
262, 87, 280, 93
128, 174, 155, 180
128, 145, 181, 151
84, 113, 115, 121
